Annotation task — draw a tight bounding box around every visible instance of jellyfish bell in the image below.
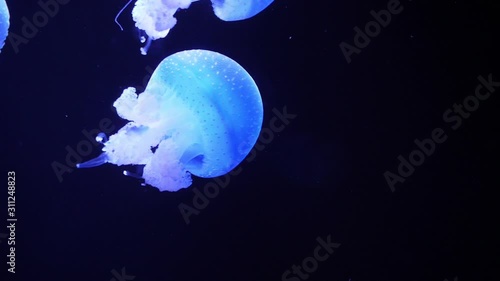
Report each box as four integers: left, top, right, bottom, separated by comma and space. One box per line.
77, 50, 264, 192
210, 0, 275, 21
0, 0, 10, 53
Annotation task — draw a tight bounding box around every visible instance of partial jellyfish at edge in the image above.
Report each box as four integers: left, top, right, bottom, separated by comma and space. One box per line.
77, 49, 264, 192
116, 0, 274, 55
0, 0, 9, 53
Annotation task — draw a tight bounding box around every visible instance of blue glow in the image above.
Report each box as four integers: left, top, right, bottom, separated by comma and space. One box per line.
0, 0, 9, 52
211, 0, 275, 21
78, 50, 263, 192
130, 0, 274, 54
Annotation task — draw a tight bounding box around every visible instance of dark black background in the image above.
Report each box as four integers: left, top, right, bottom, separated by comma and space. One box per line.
1, 0, 499, 281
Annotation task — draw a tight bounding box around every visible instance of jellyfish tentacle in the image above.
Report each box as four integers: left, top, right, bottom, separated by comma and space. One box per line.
76, 153, 109, 168
114, 0, 134, 31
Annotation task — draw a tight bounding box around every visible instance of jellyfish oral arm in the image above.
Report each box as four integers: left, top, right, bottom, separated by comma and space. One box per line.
76, 153, 109, 168
76, 133, 110, 167
131, 0, 203, 54
140, 35, 154, 56
96, 132, 108, 144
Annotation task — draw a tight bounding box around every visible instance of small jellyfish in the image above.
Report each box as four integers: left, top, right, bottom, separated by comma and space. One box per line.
121, 0, 274, 54
0, 0, 9, 53
211, 0, 275, 21
77, 49, 263, 192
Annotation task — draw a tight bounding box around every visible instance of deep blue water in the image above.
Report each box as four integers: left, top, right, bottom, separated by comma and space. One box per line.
1, 0, 499, 281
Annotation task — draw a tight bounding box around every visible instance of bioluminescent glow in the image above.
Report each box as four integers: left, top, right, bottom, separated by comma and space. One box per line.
77, 49, 263, 192
117, 0, 274, 54
0, 0, 9, 52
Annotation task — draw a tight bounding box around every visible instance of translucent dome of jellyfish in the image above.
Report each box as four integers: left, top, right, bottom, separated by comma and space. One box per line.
117, 0, 274, 55
77, 49, 263, 192
0, 0, 9, 52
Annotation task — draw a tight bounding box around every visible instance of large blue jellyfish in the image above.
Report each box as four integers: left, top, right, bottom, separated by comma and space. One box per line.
77, 49, 263, 192
118, 0, 274, 54
0, 0, 9, 52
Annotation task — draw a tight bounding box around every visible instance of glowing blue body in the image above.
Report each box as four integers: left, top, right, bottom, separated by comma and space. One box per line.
0, 0, 9, 52
130, 0, 275, 54
211, 0, 275, 21
78, 50, 263, 192
146, 49, 263, 178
